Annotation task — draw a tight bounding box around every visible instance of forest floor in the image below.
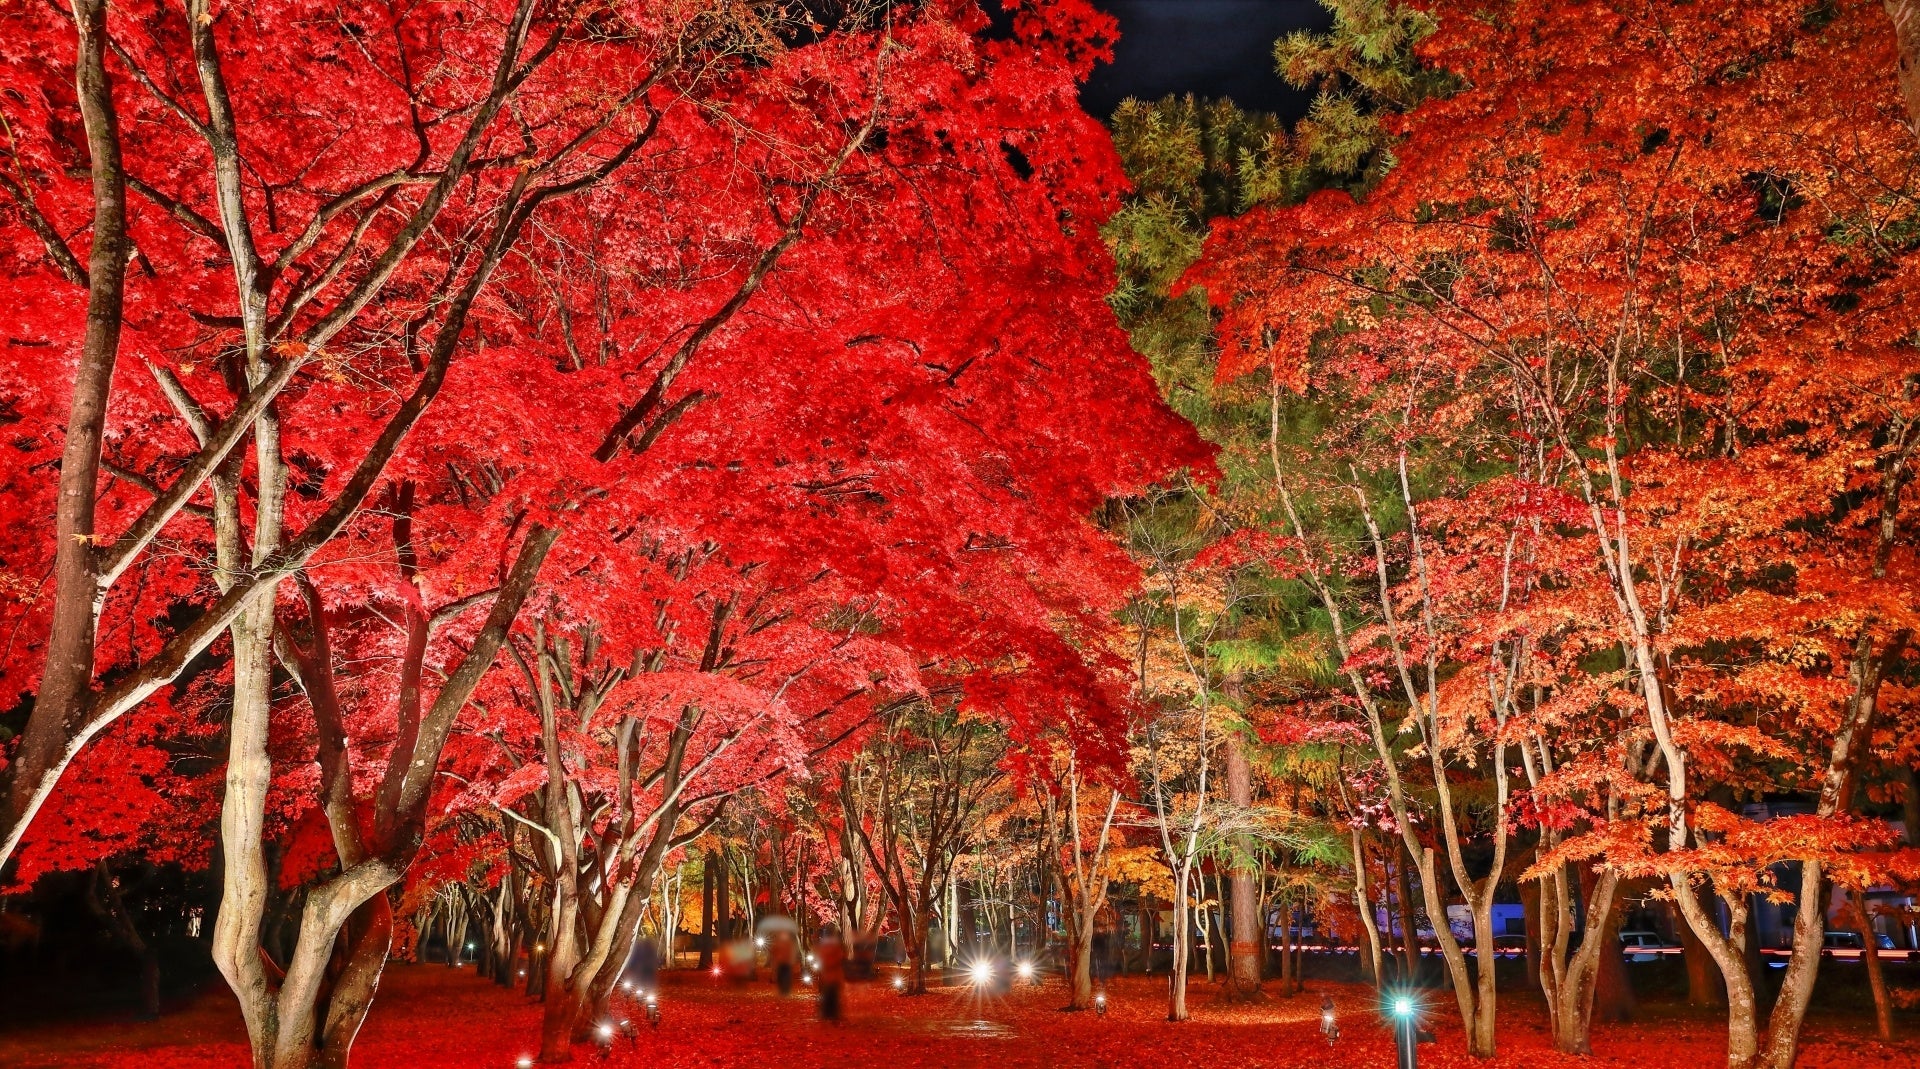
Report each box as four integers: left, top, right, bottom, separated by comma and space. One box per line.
2, 962, 1917, 1068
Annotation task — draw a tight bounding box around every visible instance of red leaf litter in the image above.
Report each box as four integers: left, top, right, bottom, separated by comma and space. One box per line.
2, 967, 1914, 1068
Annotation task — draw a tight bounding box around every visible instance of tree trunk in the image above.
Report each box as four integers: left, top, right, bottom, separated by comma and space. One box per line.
1672, 880, 1760, 1068
1352, 829, 1385, 991
1888, 2, 1920, 138
1223, 725, 1264, 1000
698, 856, 715, 970
539, 877, 581, 1062
1588, 871, 1636, 1024
1395, 850, 1422, 985
1167, 869, 1191, 1021
903, 918, 931, 994
313, 894, 392, 1069
1068, 925, 1094, 1009
1849, 888, 1893, 1041
1674, 885, 1726, 1008
88, 862, 161, 1019
0, 0, 127, 873
1520, 876, 1541, 994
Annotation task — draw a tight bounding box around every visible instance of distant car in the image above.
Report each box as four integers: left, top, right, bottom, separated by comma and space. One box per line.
1492, 935, 1528, 959
1619, 930, 1679, 963
1822, 930, 1896, 951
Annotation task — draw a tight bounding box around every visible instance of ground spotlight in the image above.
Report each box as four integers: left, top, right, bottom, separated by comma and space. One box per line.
969, 960, 991, 985
893, 975, 906, 991
517, 1057, 534, 1069
1015, 960, 1035, 981
592, 1022, 614, 1060
1094, 992, 1107, 1017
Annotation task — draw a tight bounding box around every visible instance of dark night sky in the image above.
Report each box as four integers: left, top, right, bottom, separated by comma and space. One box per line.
1078, 0, 1334, 122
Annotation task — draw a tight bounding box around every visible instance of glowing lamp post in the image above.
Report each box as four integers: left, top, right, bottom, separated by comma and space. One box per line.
1389, 994, 1434, 1069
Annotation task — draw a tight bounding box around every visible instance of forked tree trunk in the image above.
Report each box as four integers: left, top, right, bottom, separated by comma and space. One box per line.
1535, 861, 1619, 1055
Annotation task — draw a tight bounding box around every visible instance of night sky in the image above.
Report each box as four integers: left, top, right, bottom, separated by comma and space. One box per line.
1078, 0, 1334, 122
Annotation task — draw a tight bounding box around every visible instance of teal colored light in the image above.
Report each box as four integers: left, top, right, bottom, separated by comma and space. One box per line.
1393, 996, 1413, 1018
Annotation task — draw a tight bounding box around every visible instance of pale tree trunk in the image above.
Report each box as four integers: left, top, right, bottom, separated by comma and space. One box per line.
216, 524, 555, 1069
1535, 863, 1619, 1055
523, 619, 735, 1060
1041, 760, 1119, 1011
1168, 865, 1193, 1021
1350, 829, 1384, 991
1888, 2, 1920, 139
1268, 431, 1507, 1057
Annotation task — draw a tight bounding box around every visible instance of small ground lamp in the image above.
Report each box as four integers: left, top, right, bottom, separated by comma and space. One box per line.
645, 991, 661, 1028
593, 1022, 615, 1060
892, 975, 906, 991
969, 960, 992, 986
1093, 992, 1107, 1017
1015, 960, 1036, 984
517, 1057, 534, 1069
617, 1017, 639, 1049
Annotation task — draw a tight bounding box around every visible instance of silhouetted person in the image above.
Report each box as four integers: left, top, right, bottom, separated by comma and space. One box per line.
769, 929, 797, 995
816, 926, 847, 1023
1091, 927, 1115, 984
626, 938, 660, 994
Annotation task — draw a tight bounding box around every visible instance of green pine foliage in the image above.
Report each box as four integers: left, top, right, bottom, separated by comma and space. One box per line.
1101, 1, 1458, 815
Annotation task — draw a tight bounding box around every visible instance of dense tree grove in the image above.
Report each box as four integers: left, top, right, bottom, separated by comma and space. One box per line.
2, 3, 1919, 1069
